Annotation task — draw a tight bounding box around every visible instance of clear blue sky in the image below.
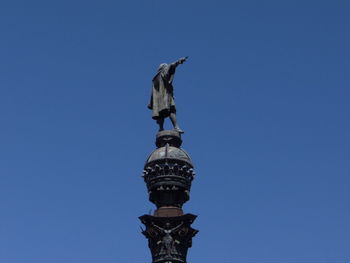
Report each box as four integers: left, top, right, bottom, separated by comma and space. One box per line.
0, 0, 349, 262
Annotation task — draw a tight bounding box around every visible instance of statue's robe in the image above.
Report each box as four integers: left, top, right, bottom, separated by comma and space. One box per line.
149, 63, 177, 120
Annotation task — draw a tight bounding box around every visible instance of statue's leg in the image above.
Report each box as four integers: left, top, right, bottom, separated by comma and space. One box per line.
170, 113, 184, 134
157, 118, 164, 131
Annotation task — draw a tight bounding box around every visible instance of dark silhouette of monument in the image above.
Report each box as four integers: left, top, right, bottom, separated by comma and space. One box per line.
140, 58, 198, 263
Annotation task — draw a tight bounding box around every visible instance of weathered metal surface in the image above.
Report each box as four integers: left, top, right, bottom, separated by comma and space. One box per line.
156, 130, 182, 148
148, 57, 188, 133
146, 146, 192, 165
154, 207, 184, 217
139, 214, 198, 263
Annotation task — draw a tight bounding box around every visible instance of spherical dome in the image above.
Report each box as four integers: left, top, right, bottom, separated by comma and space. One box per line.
146, 146, 193, 165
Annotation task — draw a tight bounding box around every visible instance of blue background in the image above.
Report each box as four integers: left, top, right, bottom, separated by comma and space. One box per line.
1, 0, 349, 262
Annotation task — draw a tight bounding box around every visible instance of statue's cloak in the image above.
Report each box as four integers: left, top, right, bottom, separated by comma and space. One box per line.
148, 64, 177, 120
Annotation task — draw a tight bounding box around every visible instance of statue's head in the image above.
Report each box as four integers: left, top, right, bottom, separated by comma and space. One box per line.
158, 63, 167, 72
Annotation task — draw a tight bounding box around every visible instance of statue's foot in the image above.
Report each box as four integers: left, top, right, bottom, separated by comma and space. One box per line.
174, 127, 184, 134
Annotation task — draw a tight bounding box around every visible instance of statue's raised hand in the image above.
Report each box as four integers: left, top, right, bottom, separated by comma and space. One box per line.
178, 56, 188, 64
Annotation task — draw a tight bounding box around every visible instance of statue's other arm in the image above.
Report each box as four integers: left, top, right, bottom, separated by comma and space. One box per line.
152, 223, 165, 232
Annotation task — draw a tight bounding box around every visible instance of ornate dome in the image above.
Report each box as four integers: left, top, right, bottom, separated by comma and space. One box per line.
146, 145, 193, 165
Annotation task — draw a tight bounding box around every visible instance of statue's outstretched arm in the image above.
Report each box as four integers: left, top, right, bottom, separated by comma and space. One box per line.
171, 56, 188, 68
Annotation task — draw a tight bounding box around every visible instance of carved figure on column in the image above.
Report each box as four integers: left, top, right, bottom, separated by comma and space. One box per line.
140, 214, 198, 263
148, 57, 188, 134
153, 222, 183, 258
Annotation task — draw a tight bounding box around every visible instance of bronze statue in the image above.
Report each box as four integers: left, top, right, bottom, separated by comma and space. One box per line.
152, 222, 183, 258
148, 57, 188, 133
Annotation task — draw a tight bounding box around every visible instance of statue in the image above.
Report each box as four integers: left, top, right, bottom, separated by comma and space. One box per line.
148, 57, 188, 134
152, 222, 184, 258
140, 214, 198, 262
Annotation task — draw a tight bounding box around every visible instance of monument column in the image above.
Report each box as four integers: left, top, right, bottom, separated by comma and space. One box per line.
141, 57, 197, 262
139, 130, 198, 263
